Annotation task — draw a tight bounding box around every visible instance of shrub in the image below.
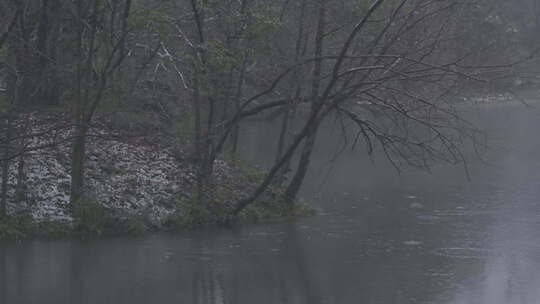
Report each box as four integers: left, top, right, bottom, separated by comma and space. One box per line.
166, 196, 211, 229
37, 220, 72, 238
224, 154, 265, 184
173, 114, 194, 145
125, 217, 147, 236
0, 214, 34, 240
238, 198, 316, 222
73, 197, 106, 235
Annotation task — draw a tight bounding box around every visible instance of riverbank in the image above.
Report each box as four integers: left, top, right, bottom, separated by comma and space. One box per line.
0, 112, 314, 240
0, 201, 315, 240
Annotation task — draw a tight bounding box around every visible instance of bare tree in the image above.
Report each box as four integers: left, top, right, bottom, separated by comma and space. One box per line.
0, 0, 530, 222
231, 0, 516, 216
69, 0, 132, 205
284, 0, 326, 204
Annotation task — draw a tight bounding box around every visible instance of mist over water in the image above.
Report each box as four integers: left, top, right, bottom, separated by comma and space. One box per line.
2, 102, 540, 303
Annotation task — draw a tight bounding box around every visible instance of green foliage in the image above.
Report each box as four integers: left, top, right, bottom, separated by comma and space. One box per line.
125, 216, 148, 236
73, 197, 106, 235
0, 215, 74, 240
0, 214, 34, 240
98, 93, 124, 113
129, 5, 170, 36
247, 4, 281, 40
238, 199, 315, 222
166, 196, 211, 229
231, 157, 265, 183
223, 153, 266, 183
37, 220, 72, 238
242, 165, 266, 184
238, 201, 282, 221
210, 185, 235, 221
207, 41, 242, 72
173, 114, 195, 145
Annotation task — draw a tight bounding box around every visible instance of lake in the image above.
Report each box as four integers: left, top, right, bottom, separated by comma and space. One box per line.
2, 102, 540, 304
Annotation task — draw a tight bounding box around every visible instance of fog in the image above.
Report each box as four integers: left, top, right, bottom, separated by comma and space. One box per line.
2, 0, 540, 303
1, 101, 540, 303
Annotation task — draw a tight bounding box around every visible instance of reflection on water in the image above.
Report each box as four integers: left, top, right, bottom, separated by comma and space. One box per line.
449, 252, 540, 304
448, 161, 540, 304
2, 105, 540, 303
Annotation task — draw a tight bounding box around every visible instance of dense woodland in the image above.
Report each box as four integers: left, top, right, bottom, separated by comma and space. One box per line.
0, 0, 539, 235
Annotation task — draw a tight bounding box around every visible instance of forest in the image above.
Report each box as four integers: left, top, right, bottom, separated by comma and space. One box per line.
4, 1, 540, 304
0, 0, 539, 237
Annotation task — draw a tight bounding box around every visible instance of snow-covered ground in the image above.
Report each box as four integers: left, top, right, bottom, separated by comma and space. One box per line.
3, 113, 241, 225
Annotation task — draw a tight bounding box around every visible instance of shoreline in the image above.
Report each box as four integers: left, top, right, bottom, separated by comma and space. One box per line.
0, 111, 315, 240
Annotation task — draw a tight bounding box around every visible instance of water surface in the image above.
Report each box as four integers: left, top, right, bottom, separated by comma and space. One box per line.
2, 104, 540, 304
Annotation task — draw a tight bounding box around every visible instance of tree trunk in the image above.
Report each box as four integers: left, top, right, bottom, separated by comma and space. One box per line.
284, 1, 326, 204
195, 154, 214, 209
70, 125, 87, 205
274, 0, 307, 186
15, 154, 26, 202
283, 124, 318, 203
14, 114, 30, 203
1, 162, 9, 218
1, 111, 14, 218
41, 0, 61, 105
274, 106, 291, 174
230, 55, 247, 158
0, 118, 12, 218
274, 88, 302, 187
1, 43, 19, 218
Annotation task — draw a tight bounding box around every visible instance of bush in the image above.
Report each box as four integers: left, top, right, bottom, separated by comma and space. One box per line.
238, 198, 316, 222
224, 154, 265, 183
73, 197, 106, 235
0, 214, 34, 240
37, 220, 72, 238
173, 113, 195, 145
125, 217, 148, 236
165, 196, 211, 229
